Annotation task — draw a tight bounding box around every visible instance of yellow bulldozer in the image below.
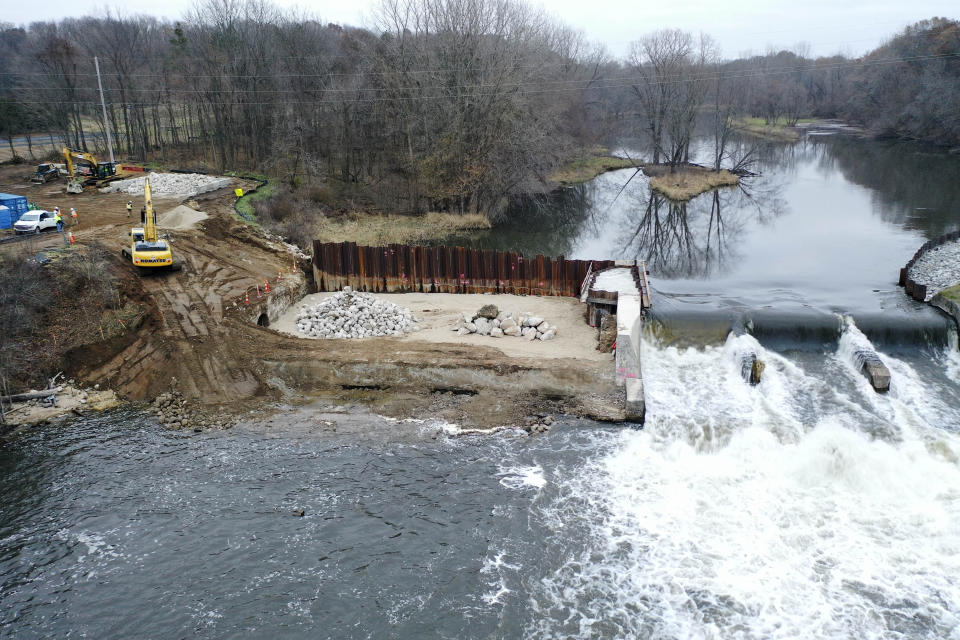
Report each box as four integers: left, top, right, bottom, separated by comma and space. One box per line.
121, 176, 182, 275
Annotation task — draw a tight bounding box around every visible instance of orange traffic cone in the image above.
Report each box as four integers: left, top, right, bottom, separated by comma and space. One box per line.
69, 232, 76, 244
292, 260, 297, 273
278, 270, 282, 282
264, 279, 270, 294
244, 290, 250, 305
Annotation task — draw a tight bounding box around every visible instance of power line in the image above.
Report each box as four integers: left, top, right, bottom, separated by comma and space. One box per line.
6, 50, 958, 103
0, 59, 594, 79
2, 45, 957, 82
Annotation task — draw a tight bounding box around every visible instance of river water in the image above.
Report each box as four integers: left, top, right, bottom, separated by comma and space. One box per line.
455, 131, 960, 312
3, 130, 960, 639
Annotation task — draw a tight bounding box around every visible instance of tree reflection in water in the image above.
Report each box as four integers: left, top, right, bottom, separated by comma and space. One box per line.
612, 178, 786, 278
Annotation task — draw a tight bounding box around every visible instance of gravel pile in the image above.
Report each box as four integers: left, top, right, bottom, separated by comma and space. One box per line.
153, 390, 233, 431
907, 240, 960, 301
454, 304, 557, 341
296, 288, 420, 338
103, 172, 231, 197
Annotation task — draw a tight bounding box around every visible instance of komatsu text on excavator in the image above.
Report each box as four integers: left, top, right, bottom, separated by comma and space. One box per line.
122, 176, 181, 274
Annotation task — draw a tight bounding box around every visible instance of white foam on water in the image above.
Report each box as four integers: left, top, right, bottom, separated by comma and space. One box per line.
945, 330, 960, 384
186, 602, 224, 629
639, 333, 807, 449
56, 529, 122, 564
481, 552, 521, 605
946, 350, 960, 384
837, 318, 960, 434
498, 464, 547, 490
525, 334, 960, 639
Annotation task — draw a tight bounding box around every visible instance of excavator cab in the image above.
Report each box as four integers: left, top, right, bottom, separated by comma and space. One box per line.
94, 162, 119, 179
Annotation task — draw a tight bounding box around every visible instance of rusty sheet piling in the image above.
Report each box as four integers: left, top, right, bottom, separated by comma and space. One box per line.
312, 241, 617, 297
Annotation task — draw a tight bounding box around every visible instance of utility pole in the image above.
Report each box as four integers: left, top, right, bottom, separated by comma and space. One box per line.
94, 56, 116, 164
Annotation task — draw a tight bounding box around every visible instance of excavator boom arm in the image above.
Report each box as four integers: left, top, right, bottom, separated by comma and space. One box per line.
143, 177, 157, 242
61, 148, 74, 180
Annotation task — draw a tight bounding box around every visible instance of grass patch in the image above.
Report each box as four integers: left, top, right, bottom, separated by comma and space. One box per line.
737, 116, 816, 127
646, 165, 740, 201
234, 180, 276, 224
550, 148, 638, 185
312, 212, 492, 246
941, 284, 960, 303
730, 117, 801, 142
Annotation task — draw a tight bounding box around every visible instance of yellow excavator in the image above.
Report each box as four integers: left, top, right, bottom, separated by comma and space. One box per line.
122, 176, 181, 274
63, 147, 122, 193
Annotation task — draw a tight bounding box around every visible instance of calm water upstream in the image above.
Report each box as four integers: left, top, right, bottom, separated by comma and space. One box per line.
454, 131, 960, 314
3, 131, 960, 639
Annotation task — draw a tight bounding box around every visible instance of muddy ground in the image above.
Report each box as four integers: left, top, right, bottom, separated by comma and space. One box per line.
0, 165, 624, 430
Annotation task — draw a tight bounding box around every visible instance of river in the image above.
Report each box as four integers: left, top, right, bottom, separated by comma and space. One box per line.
2, 129, 960, 638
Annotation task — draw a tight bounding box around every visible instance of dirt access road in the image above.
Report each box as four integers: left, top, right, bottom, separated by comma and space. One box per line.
0, 165, 623, 429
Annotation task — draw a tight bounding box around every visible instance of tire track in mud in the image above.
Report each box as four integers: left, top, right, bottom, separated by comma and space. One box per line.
97, 219, 294, 403
136, 243, 252, 401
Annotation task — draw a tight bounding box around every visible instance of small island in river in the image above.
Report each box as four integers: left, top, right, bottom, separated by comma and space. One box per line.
643, 163, 741, 201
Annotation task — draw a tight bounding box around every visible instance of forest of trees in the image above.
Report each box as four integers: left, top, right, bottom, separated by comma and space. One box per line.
0, 0, 957, 217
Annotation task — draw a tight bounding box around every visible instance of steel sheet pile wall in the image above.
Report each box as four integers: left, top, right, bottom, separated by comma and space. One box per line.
312, 241, 616, 297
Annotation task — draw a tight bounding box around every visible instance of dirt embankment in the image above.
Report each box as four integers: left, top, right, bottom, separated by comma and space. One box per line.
0, 165, 623, 430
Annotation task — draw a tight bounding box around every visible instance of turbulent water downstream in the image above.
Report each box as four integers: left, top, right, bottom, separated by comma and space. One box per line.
3, 130, 960, 638
2, 328, 959, 638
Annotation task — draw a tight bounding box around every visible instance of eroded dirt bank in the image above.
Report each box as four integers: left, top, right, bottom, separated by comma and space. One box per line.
0, 166, 624, 430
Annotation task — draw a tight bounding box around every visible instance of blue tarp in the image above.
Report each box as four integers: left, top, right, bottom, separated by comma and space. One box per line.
0, 193, 29, 229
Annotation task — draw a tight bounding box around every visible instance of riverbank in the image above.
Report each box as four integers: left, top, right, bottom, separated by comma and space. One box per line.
932, 285, 960, 337
0, 163, 627, 434
312, 211, 491, 246
907, 237, 960, 302
644, 163, 740, 201
549, 149, 637, 185
730, 116, 803, 142
1, 383, 120, 434
243, 147, 636, 248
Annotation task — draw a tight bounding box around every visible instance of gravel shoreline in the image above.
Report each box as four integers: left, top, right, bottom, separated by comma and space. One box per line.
907, 239, 960, 301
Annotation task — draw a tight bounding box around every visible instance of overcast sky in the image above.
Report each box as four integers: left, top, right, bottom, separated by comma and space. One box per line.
4, 0, 957, 59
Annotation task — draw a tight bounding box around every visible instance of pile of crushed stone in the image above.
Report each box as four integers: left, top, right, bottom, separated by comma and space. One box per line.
296, 288, 421, 339
908, 240, 960, 301
102, 172, 231, 197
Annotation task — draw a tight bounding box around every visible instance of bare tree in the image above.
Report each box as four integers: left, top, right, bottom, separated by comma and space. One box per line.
629, 30, 717, 167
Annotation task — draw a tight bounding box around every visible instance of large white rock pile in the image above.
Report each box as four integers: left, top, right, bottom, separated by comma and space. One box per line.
296, 288, 420, 339
102, 172, 231, 197
454, 304, 557, 341
907, 239, 960, 301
